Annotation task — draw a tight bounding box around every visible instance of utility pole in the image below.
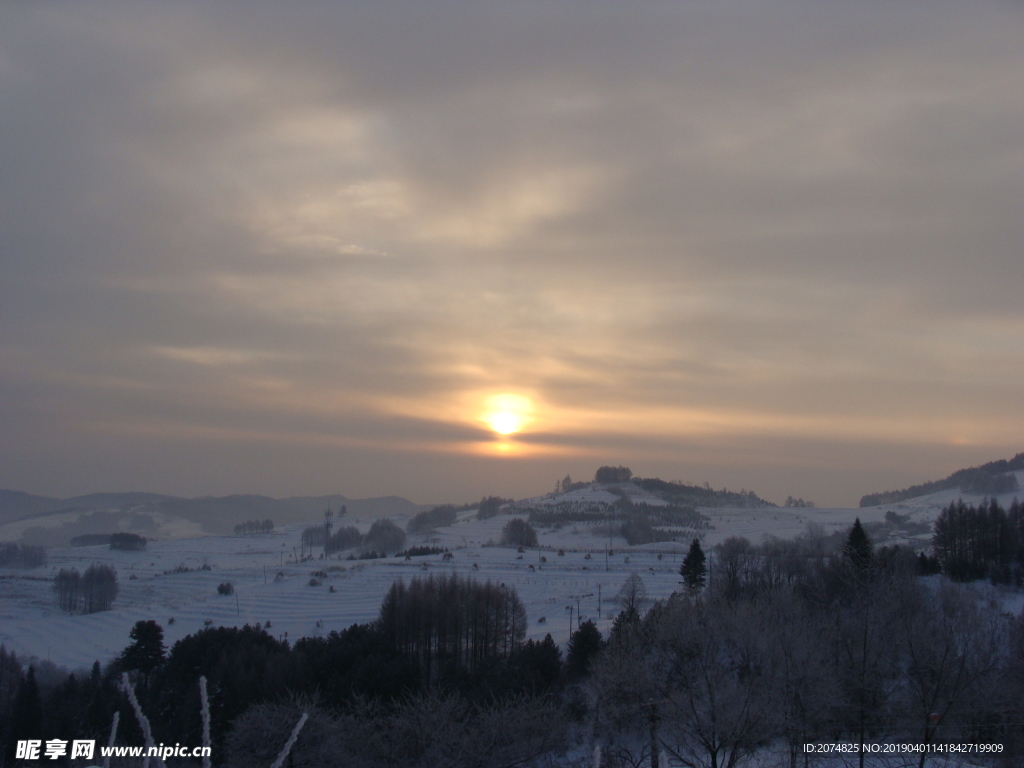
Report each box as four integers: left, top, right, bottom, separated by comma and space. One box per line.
569, 594, 594, 631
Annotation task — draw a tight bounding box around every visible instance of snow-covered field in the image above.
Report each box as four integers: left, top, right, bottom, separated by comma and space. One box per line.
2, 477, 1022, 672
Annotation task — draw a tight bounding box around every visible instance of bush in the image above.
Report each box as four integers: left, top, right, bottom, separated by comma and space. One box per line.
501, 519, 538, 548
218, 582, 234, 595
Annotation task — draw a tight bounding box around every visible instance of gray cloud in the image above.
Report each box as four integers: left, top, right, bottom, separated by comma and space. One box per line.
2, 1, 1022, 505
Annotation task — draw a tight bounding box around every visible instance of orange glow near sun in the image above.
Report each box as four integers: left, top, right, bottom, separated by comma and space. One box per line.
481, 393, 533, 436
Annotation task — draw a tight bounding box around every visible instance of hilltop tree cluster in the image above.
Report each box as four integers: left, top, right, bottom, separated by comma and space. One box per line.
595, 465, 633, 484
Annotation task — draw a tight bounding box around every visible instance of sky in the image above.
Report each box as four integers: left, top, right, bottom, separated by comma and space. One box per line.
1, 2, 1023, 507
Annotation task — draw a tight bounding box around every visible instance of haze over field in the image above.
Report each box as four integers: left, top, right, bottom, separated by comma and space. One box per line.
2, 2, 1023, 507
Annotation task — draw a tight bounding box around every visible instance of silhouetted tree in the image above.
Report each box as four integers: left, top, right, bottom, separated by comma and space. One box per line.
407, 505, 457, 535
7, 666, 43, 761
476, 496, 506, 520
843, 518, 872, 574
363, 519, 406, 555
501, 518, 537, 548
507, 635, 562, 694
119, 620, 166, 691
378, 574, 527, 683
566, 620, 603, 679
595, 465, 633, 484
680, 537, 707, 594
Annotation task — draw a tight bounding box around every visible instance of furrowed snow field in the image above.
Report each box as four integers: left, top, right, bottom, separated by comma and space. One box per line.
3, 476, 1022, 672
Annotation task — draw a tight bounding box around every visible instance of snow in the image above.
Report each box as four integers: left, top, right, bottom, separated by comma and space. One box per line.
2, 478, 1021, 672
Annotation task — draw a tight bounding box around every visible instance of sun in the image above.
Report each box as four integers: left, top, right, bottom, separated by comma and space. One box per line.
481, 393, 533, 436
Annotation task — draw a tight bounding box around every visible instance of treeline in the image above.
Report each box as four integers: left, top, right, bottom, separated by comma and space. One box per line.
52, 564, 118, 613
233, 519, 274, 534
634, 476, 772, 507
0, 542, 45, 568
933, 498, 1024, 583
860, 452, 1024, 507
110, 532, 147, 550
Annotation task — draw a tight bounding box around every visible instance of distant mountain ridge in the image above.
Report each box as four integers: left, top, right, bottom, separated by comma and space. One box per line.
859, 453, 1024, 507
0, 489, 428, 543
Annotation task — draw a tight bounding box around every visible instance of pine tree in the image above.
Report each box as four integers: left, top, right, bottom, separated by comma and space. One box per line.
9, 666, 43, 747
119, 620, 166, 691
566, 620, 603, 679
843, 518, 873, 574
679, 537, 707, 594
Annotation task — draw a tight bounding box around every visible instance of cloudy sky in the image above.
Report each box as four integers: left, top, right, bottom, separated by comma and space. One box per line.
2, 2, 1022, 506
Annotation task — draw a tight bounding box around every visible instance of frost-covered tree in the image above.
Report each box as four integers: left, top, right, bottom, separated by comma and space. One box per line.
614, 572, 649, 624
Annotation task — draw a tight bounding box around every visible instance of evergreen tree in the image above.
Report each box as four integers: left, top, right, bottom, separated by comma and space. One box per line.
7, 666, 43, 761
843, 518, 873, 574
119, 620, 166, 689
508, 634, 563, 694
566, 620, 603, 679
679, 537, 707, 594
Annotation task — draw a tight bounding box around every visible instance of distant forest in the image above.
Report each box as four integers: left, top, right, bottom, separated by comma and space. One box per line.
860, 452, 1023, 507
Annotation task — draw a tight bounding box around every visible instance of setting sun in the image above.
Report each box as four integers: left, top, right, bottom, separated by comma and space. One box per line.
481, 393, 533, 436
